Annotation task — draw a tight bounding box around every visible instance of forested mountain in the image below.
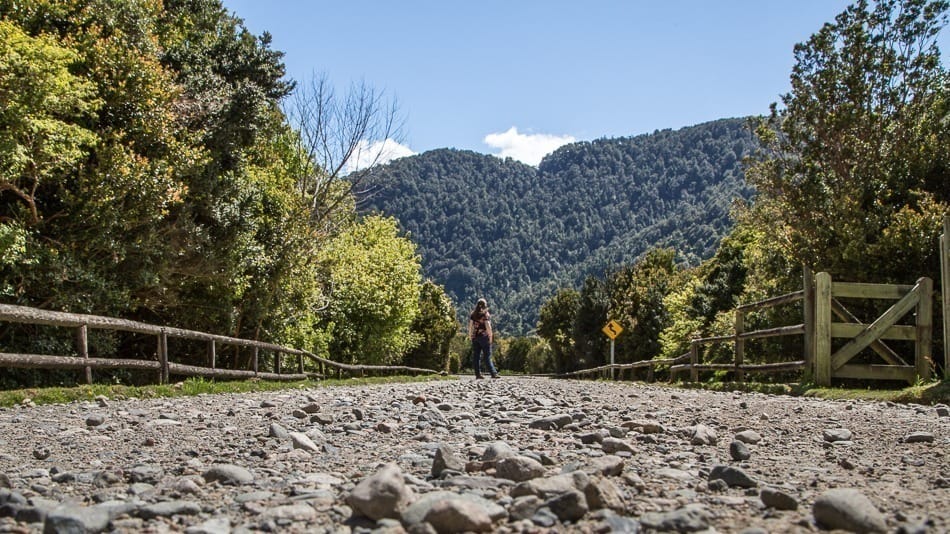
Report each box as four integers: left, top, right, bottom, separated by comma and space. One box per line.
362, 118, 758, 333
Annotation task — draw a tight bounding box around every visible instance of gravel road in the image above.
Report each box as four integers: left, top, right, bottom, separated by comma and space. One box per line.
0, 377, 946, 533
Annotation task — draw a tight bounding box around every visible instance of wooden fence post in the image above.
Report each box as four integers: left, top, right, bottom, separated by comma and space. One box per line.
803, 266, 815, 375
274, 351, 281, 375
814, 272, 832, 386
734, 310, 745, 383
689, 341, 699, 382
297, 354, 304, 375
916, 277, 933, 382
77, 324, 91, 385
208, 340, 216, 369
941, 214, 949, 380
158, 329, 169, 384
253, 347, 259, 375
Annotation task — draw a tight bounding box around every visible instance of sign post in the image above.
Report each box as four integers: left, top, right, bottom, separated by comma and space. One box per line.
602, 319, 623, 379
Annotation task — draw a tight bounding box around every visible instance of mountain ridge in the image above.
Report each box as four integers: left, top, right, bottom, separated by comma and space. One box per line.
361, 117, 758, 333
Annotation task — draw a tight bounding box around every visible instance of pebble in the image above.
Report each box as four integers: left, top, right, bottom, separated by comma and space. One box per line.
0, 378, 943, 532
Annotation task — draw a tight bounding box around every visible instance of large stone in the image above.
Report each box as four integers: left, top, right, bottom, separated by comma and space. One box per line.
428, 444, 462, 480
640, 503, 710, 532
346, 463, 415, 520
268, 423, 289, 439
903, 431, 935, 443
43, 505, 111, 534
734, 430, 762, 444
584, 476, 626, 512
586, 455, 624, 477
423, 499, 494, 533
510, 471, 590, 499
138, 500, 202, 519
546, 488, 588, 522
822, 428, 853, 443
494, 456, 545, 482
813, 488, 886, 533
729, 440, 751, 461
289, 432, 320, 453
690, 424, 718, 445
528, 414, 574, 430
402, 491, 506, 527
480, 441, 517, 462
202, 464, 254, 486
760, 486, 798, 511
601, 437, 636, 454
708, 465, 757, 488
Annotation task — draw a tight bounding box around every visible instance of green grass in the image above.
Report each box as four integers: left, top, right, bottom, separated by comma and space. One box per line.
3, 374, 945, 408
677, 378, 949, 405
797, 379, 949, 405
0, 374, 454, 408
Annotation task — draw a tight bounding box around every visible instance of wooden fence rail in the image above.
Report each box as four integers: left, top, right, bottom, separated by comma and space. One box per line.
562, 258, 939, 387
942, 214, 949, 380
0, 303, 439, 385
560, 353, 691, 381
560, 270, 809, 384
673, 284, 809, 383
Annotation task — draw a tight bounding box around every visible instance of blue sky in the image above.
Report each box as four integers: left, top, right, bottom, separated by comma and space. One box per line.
221, 1, 948, 166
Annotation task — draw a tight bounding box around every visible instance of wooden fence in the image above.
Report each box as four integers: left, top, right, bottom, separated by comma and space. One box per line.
562, 267, 811, 383
562, 257, 943, 387
560, 353, 691, 382
942, 214, 950, 380
0, 303, 439, 384
813, 273, 932, 386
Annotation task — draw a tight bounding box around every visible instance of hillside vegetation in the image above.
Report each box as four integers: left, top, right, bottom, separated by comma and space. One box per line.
363, 118, 757, 333
0, 0, 458, 387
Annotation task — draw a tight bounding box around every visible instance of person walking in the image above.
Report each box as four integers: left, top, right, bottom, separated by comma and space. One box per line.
468, 298, 499, 379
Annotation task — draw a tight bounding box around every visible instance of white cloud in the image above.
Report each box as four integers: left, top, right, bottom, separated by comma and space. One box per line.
483, 127, 576, 166
344, 138, 415, 174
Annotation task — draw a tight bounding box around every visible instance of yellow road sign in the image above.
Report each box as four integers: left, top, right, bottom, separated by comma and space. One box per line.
602, 319, 623, 340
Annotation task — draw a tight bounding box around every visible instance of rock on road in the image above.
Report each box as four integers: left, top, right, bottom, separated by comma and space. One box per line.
0, 377, 946, 533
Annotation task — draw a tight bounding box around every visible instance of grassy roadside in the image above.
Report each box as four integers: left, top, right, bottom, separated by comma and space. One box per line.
0, 375, 454, 408
1, 375, 946, 408
680, 379, 950, 405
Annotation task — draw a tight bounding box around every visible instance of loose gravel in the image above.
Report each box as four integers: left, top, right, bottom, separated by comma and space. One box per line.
0, 377, 946, 533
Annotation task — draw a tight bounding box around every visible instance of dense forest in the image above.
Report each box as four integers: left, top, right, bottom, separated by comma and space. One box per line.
0, 0, 458, 387
363, 119, 757, 333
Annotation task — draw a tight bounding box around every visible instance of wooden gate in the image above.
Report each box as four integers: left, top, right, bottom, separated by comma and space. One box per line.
813, 273, 932, 386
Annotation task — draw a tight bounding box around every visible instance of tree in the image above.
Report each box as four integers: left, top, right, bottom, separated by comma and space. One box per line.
536, 288, 580, 373
318, 215, 423, 364
0, 20, 98, 227
573, 276, 608, 369
404, 280, 458, 371
608, 248, 678, 362
746, 0, 949, 284
287, 73, 405, 233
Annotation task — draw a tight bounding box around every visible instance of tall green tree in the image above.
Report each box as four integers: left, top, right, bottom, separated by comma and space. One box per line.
746, 0, 949, 284
0, 0, 201, 317
318, 215, 423, 364
536, 287, 580, 373
403, 280, 458, 371
573, 276, 608, 368
607, 248, 678, 363
0, 20, 98, 229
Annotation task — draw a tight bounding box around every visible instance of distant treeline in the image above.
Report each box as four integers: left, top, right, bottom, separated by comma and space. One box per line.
364, 118, 757, 333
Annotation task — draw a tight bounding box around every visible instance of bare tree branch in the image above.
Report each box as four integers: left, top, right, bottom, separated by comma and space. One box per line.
286, 73, 406, 233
